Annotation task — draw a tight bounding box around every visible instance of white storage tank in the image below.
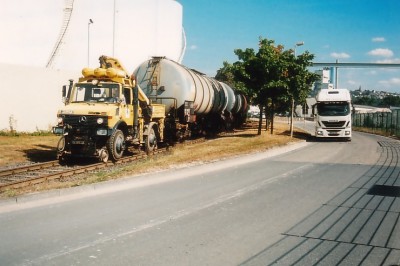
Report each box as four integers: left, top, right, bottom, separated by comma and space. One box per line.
0, 0, 185, 132
50, 0, 185, 71
134, 57, 237, 117
114, 0, 184, 68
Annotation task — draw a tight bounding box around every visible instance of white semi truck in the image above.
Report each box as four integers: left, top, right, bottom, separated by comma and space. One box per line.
313, 88, 353, 141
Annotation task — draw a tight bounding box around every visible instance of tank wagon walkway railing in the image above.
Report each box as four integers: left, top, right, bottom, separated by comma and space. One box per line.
353, 110, 400, 138
241, 140, 400, 265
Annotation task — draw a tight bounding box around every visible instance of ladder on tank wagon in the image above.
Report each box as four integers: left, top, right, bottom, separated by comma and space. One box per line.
139, 57, 164, 98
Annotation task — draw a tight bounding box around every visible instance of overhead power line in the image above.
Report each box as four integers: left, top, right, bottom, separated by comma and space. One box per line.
312, 62, 400, 68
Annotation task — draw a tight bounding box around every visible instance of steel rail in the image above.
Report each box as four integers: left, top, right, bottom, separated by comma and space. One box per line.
0, 161, 60, 178
0, 146, 172, 192
0, 127, 259, 193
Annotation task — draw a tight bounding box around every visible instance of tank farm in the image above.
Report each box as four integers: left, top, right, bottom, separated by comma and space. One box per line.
0, 57, 249, 193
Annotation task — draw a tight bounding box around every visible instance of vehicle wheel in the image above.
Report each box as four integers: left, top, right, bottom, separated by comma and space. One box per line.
107, 129, 125, 161
145, 123, 158, 154
57, 136, 66, 152
99, 149, 109, 163
58, 154, 69, 165
57, 136, 68, 164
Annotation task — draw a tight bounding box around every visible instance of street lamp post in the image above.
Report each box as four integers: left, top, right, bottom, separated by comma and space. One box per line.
113, 0, 116, 56
335, 59, 339, 89
88, 19, 93, 67
291, 41, 304, 137
294, 41, 304, 57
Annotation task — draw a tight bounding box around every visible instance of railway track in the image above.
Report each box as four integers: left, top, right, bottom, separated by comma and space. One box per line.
0, 136, 211, 193
0, 148, 167, 193
0, 123, 262, 194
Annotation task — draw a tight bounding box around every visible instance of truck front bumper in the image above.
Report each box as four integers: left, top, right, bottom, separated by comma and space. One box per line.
315, 128, 352, 138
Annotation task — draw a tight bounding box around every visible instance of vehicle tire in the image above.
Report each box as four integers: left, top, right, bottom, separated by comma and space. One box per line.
57, 136, 68, 164
57, 136, 66, 152
145, 123, 158, 154
99, 149, 109, 163
107, 129, 125, 161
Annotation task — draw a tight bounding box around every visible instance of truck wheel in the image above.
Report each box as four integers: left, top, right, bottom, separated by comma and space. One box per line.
107, 129, 125, 161
99, 149, 109, 163
57, 136, 67, 164
57, 136, 66, 152
145, 123, 158, 154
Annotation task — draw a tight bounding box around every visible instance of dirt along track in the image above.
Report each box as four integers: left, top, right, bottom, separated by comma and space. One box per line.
0, 120, 286, 197
0, 146, 169, 195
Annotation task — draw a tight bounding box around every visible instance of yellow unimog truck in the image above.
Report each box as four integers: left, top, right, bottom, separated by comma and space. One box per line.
53, 55, 165, 162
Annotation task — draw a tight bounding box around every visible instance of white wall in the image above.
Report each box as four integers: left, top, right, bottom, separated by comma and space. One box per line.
0, 63, 78, 132
0, 0, 184, 132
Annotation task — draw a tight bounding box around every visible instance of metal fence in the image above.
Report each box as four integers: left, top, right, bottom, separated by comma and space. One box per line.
353, 110, 400, 137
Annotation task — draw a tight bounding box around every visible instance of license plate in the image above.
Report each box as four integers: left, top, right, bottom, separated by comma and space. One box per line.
72, 140, 85, 145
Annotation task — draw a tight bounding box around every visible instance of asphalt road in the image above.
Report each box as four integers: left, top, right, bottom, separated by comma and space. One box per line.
0, 129, 399, 265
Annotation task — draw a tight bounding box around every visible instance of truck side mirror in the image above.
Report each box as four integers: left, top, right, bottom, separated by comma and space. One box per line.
62, 85, 67, 98
62, 80, 73, 104
62, 85, 68, 104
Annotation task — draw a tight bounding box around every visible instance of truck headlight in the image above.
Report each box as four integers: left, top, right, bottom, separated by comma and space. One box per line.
345, 131, 351, 135
53, 127, 64, 135
97, 118, 104, 124
96, 128, 108, 136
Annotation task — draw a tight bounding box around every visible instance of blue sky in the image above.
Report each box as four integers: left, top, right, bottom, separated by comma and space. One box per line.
179, 0, 400, 92
1, 0, 399, 92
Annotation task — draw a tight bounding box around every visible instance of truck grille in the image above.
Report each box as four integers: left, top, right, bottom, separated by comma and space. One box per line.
62, 115, 108, 135
321, 121, 346, 128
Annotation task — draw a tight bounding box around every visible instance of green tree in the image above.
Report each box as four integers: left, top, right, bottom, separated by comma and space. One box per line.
231, 38, 286, 134
381, 95, 400, 107
216, 37, 317, 136
215, 61, 248, 95
285, 50, 318, 136
353, 96, 380, 106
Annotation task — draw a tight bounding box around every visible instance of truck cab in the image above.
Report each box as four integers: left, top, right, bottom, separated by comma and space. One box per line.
313, 89, 353, 141
53, 56, 165, 162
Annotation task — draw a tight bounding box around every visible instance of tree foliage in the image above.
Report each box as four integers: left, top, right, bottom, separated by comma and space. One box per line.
380, 95, 400, 107
216, 37, 318, 135
353, 95, 400, 108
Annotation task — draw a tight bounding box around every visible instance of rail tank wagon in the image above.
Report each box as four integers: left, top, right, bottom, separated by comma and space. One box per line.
134, 57, 248, 138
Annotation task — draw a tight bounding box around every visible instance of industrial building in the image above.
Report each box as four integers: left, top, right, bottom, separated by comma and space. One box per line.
0, 0, 184, 132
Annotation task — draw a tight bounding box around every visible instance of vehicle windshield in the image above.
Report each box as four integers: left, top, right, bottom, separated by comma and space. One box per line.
71, 83, 120, 103
317, 102, 350, 116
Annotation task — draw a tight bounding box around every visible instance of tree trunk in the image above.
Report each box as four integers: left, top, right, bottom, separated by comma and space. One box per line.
258, 104, 263, 135
270, 100, 275, 134
265, 101, 269, 131
290, 97, 294, 138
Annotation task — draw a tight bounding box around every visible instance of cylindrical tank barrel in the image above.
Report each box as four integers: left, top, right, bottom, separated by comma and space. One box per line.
134, 58, 238, 116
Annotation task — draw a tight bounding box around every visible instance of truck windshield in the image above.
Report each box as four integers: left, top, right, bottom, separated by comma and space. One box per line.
71, 83, 120, 103
317, 102, 350, 116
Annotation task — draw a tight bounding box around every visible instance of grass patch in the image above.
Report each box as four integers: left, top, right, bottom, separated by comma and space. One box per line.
0, 122, 310, 197
0, 130, 54, 137
0, 135, 59, 166
353, 126, 399, 139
